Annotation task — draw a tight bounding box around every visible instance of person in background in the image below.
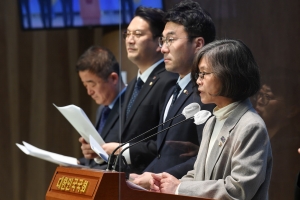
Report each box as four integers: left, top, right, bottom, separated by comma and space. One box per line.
149, 39, 272, 200
131, 0, 216, 189
76, 46, 126, 169
20, 0, 31, 28
61, 0, 74, 27
102, 6, 178, 174
38, 0, 53, 28
121, 0, 134, 24
255, 72, 300, 200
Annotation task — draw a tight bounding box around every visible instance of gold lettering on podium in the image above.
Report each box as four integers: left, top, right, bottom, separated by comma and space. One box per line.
56, 176, 89, 193
71, 178, 78, 192
65, 178, 73, 191
81, 180, 89, 193
76, 179, 83, 193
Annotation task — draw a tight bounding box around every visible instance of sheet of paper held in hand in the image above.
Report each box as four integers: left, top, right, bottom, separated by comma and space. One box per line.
53, 104, 105, 145
16, 141, 88, 168
89, 135, 109, 162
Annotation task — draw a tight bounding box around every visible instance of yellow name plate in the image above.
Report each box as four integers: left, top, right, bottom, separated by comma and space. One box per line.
56, 176, 89, 193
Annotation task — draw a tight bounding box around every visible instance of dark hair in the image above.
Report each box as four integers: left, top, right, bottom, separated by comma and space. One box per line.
134, 6, 165, 38
75, 46, 120, 80
191, 39, 261, 101
261, 70, 300, 106
165, 0, 216, 44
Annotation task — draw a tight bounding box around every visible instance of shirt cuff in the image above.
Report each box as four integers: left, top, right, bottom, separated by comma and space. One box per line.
175, 183, 181, 195
122, 143, 131, 164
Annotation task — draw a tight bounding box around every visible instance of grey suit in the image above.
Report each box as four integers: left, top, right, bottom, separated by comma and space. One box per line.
179, 99, 272, 200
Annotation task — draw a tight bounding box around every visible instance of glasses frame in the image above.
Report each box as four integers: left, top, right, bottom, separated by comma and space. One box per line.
253, 92, 275, 106
158, 36, 189, 47
194, 72, 213, 80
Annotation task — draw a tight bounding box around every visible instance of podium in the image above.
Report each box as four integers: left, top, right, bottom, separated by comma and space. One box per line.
46, 166, 208, 200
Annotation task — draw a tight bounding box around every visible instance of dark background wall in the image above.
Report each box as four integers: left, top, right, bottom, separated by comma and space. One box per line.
1, 0, 299, 199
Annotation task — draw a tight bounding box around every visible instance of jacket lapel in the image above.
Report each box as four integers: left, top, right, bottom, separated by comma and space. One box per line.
122, 63, 165, 130
195, 116, 216, 181
100, 107, 118, 139
100, 92, 125, 139
95, 106, 104, 131
157, 81, 193, 150
121, 79, 135, 127
157, 87, 173, 130
204, 99, 252, 180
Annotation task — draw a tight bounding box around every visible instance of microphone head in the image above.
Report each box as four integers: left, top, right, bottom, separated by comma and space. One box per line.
182, 103, 201, 119
193, 110, 212, 125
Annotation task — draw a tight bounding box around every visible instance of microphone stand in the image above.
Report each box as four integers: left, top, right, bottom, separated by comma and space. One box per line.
106, 113, 186, 171
113, 117, 193, 179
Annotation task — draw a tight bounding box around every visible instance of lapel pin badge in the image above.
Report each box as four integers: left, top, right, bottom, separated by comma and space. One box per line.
149, 82, 153, 86
219, 136, 226, 146
221, 136, 226, 143
153, 76, 156, 80
183, 90, 188, 95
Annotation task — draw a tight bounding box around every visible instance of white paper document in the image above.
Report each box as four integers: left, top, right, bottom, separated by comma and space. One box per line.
53, 104, 105, 145
89, 135, 109, 162
16, 141, 88, 168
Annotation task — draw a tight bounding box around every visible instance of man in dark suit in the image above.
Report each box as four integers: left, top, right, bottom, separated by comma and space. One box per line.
76, 46, 126, 169
130, 0, 216, 189
102, 6, 178, 173
38, 0, 52, 28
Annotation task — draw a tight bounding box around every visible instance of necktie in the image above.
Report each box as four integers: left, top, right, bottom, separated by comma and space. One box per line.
171, 83, 181, 106
126, 78, 144, 118
98, 106, 111, 134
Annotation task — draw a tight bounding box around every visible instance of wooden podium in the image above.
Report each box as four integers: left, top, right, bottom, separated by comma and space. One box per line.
46, 166, 208, 200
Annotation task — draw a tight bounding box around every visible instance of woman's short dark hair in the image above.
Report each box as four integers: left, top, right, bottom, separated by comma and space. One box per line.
75, 46, 120, 81
191, 39, 261, 101
134, 6, 165, 38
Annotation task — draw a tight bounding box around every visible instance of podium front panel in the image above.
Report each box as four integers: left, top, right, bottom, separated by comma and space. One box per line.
46, 166, 210, 200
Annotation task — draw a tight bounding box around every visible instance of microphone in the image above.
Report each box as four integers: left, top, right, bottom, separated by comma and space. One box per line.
114, 116, 193, 177
113, 105, 208, 175
106, 102, 200, 171
193, 110, 212, 125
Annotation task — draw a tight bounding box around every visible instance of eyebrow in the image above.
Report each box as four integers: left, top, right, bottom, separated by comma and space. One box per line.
85, 80, 95, 84
162, 31, 176, 37
126, 29, 143, 32
199, 66, 208, 70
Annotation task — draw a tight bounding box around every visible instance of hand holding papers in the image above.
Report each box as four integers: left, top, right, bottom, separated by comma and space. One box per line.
89, 135, 109, 162
16, 104, 108, 167
16, 141, 88, 168
53, 104, 105, 145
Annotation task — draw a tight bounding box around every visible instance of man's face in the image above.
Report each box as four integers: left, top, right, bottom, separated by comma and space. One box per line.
78, 70, 117, 105
125, 16, 160, 65
161, 22, 196, 76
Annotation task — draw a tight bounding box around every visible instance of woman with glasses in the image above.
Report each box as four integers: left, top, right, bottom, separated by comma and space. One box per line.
149, 39, 272, 200
255, 73, 300, 200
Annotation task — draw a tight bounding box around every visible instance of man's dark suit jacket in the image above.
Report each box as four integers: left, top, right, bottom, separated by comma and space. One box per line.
79, 91, 126, 169
121, 62, 178, 173
136, 81, 215, 178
